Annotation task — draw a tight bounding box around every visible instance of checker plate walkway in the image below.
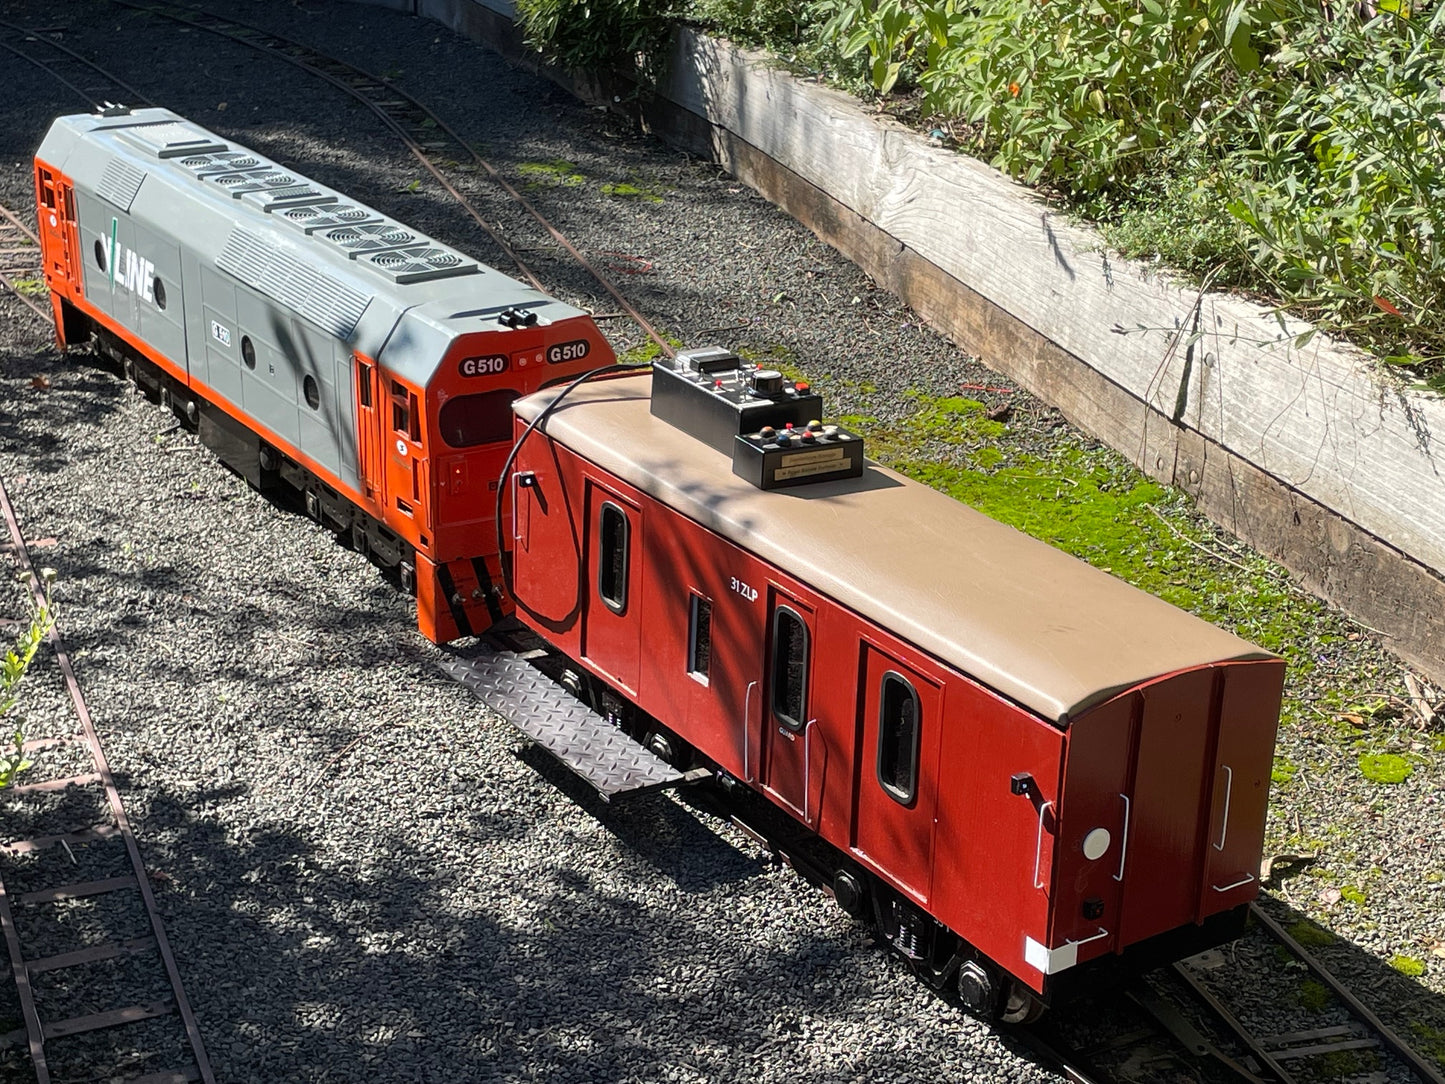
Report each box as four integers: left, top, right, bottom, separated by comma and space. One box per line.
439, 648, 708, 799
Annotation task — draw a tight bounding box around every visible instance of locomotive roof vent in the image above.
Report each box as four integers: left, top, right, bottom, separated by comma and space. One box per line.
242, 185, 337, 212
322, 222, 420, 257
175, 151, 263, 176
117, 120, 227, 159
202, 168, 307, 198
360, 245, 479, 285
276, 203, 382, 235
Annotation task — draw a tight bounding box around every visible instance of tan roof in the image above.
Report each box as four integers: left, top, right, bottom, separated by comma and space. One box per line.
515, 376, 1273, 725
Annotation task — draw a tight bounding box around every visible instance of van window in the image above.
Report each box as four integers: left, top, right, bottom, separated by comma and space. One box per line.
877, 671, 921, 805
597, 502, 630, 613
771, 607, 808, 730
687, 594, 712, 683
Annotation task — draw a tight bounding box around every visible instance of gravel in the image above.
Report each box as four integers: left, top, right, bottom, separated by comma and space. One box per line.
0, 0, 1441, 1081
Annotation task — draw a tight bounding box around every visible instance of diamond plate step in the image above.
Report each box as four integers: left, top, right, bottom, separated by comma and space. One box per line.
439, 649, 708, 800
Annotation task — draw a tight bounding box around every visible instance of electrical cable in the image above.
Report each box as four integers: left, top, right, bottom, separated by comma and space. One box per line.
493, 362, 653, 596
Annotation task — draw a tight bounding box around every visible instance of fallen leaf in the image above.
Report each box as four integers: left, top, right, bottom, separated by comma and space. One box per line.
1373, 295, 1403, 317
1319, 886, 1342, 906
30, 375, 51, 390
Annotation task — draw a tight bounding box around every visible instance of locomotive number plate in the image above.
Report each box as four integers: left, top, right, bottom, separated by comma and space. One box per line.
546, 340, 591, 365
459, 354, 509, 378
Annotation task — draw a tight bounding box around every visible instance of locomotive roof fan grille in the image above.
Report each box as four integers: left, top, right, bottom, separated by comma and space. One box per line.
361, 245, 478, 284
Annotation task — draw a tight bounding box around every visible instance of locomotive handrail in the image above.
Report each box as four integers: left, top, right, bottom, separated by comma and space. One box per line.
1033, 800, 1055, 890
742, 681, 758, 783
1213, 765, 1233, 852
1113, 792, 1132, 883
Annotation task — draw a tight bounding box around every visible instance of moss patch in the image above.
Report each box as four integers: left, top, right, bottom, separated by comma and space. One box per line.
1358, 753, 1413, 785
1389, 954, 1427, 977
601, 181, 663, 202
1297, 978, 1331, 1011
1287, 919, 1336, 948
1271, 757, 1299, 787
517, 159, 585, 187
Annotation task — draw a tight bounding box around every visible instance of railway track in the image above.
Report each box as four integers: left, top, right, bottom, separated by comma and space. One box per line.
0, 19, 152, 113
0, 475, 215, 1084
0, 205, 50, 327
1027, 904, 1445, 1084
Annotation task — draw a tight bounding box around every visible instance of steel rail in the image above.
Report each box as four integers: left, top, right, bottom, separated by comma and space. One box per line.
0, 20, 152, 109
1250, 902, 1445, 1084
0, 202, 53, 326
109, 0, 676, 359
0, 475, 216, 1084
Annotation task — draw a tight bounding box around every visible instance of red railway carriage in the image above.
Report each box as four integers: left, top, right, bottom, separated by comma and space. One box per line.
33, 107, 614, 641
506, 372, 1283, 1014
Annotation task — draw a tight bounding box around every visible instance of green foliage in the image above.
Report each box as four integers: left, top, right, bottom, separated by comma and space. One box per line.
1297, 978, 1330, 1010
1389, 953, 1427, 977
800, 0, 1445, 375
11, 277, 47, 298
1, 579, 55, 789
514, 0, 677, 82
1357, 752, 1413, 784
1287, 918, 1336, 947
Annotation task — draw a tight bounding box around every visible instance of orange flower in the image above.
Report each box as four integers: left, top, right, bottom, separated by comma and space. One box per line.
1009, 81, 1021, 97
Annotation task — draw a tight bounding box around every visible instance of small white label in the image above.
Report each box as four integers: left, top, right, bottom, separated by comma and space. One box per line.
395, 438, 407, 456
729, 576, 758, 603
210, 320, 231, 348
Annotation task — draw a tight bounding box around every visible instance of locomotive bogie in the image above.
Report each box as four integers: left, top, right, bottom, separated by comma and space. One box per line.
507, 375, 1284, 1005
35, 107, 616, 641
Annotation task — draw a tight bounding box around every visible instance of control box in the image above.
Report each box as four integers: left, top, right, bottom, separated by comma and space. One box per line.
733, 421, 865, 490
651, 347, 823, 456
650, 347, 865, 490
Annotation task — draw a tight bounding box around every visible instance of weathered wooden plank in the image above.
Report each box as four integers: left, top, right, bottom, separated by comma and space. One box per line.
658, 30, 1445, 580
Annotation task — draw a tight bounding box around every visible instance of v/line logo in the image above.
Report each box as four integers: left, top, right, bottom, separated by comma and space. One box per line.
107, 217, 157, 304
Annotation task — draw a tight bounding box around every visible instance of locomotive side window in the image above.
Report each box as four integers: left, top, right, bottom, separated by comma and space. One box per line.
771, 607, 809, 730
241, 336, 256, 370
357, 359, 373, 408
303, 375, 320, 410
439, 390, 520, 448
153, 278, 166, 311
597, 502, 630, 614
391, 380, 421, 443
687, 593, 712, 684
94, 238, 106, 272
876, 671, 921, 805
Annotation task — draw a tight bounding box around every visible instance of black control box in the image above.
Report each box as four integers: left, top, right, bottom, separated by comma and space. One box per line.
651, 347, 823, 456
733, 422, 865, 490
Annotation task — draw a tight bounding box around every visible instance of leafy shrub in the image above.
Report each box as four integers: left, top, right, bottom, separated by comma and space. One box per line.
1, 582, 54, 789
514, 0, 678, 82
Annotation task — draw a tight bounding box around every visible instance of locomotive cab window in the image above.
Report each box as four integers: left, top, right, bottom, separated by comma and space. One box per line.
687, 593, 712, 684
597, 502, 630, 614
771, 607, 809, 730
439, 390, 520, 448
877, 671, 921, 805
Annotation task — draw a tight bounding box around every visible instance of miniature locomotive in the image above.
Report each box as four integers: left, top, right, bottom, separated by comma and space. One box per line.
34, 108, 1284, 1021
33, 106, 614, 640
504, 354, 1283, 1019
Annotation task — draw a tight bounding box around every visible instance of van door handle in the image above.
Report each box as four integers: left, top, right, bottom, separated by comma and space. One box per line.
1214, 764, 1233, 852
1113, 793, 1131, 883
